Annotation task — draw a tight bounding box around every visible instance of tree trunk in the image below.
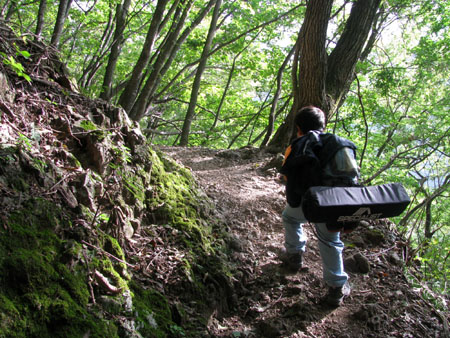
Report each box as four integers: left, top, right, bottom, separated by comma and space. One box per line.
51, 0, 72, 47
154, 0, 216, 101
128, 0, 193, 122
269, 0, 332, 148
4, 0, 16, 22
118, 0, 169, 112
100, 0, 132, 100
424, 200, 432, 239
179, 0, 222, 146
35, 0, 47, 39
269, 0, 382, 149
326, 0, 381, 116
78, 7, 115, 88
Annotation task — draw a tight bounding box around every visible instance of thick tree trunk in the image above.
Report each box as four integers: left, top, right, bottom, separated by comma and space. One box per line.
179, 0, 222, 146
268, 0, 382, 149
269, 0, 332, 148
118, 0, 169, 112
326, 0, 381, 116
50, 0, 72, 47
100, 0, 132, 101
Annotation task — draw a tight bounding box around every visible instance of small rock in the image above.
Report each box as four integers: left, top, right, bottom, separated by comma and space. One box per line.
257, 321, 281, 337
261, 154, 284, 172
354, 252, 370, 273
344, 256, 357, 272
364, 228, 385, 245
58, 183, 78, 209
123, 222, 134, 240
350, 234, 366, 247
0, 71, 15, 103
388, 251, 403, 266
344, 252, 370, 273
227, 234, 245, 252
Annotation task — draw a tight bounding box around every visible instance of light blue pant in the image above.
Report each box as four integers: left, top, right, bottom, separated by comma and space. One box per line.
282, 204, 348, 287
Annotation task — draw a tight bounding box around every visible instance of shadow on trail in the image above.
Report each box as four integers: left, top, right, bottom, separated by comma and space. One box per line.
232, 261, 340, 338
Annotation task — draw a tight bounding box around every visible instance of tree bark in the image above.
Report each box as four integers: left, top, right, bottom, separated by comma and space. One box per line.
424, 200, 432, 239
179, 0, 222, 146
4, 0, 16, 22
50, 0, 72, 47
35, 0, 47, 38
269, 0, 333, 148
118, 0, 169, 112
100, 0, 132, 100
326, 0, 381, 116
269, 0, 382, 149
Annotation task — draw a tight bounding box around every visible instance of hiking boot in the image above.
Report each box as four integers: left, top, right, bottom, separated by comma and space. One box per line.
325, 281, 351, 307
279, 248, 303, 272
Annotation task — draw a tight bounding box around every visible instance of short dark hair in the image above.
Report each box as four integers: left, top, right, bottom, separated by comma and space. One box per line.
294, 106, 326, 134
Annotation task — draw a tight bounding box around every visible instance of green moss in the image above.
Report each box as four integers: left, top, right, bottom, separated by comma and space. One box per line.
147, 148, 214, 253
130, 281, 175, 338
102, 234, 125, 261
9, 176, 29, 191
99, 233, 131, 282
0, 198, 118, 337
91, 256, 129, 292
56, 263, 90, 305
0, 294, 24, 335
122, 170, 146, 203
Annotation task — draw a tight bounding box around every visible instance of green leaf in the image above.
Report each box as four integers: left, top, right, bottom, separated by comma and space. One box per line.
18, 50, 30, 58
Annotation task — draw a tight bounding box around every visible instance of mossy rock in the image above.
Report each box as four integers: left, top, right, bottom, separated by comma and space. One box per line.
0, 198, 118, 337
147, 148, 215, 252
364, 228, 386, 246
130, 281, 178, 337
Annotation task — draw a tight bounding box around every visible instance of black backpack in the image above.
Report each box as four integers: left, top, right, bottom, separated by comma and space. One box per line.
280, 131, 360, 232
280, 130, 359, 208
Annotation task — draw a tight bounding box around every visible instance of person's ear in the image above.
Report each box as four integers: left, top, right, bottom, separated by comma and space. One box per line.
297, 126, 303, 137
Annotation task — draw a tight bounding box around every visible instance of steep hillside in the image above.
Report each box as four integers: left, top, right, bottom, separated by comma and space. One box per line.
0, 22, 448, 337
0, 22, 235, 337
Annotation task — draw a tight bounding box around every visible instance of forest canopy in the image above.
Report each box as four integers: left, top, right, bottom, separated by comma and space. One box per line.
1, 0, 448, 299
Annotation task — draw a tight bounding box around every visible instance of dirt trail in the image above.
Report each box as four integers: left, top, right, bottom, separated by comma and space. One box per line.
160, 145, 446, 338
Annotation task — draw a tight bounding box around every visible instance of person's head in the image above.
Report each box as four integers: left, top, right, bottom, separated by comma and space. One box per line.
294, 106, 326, 136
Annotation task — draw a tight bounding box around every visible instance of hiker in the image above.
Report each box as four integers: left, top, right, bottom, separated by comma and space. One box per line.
279, 105, 359, 307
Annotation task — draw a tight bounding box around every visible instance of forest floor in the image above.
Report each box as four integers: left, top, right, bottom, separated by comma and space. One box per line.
160, 145, 448, 338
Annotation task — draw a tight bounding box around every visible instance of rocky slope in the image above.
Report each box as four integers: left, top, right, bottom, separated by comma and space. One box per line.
0, 22, 234, 337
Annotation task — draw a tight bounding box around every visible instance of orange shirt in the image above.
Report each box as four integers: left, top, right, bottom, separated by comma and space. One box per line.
282, 144, 292, 166
281, 145, 293, 182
